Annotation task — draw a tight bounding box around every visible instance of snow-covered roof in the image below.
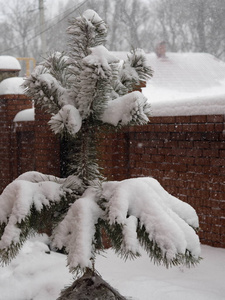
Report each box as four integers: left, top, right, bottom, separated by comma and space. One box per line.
0, 55, 21, 71
144, 52, 225, 116
0, 77, 25, 95
114, 51, 225, 116
13, 108, 34, 122
146, 52, 225, 93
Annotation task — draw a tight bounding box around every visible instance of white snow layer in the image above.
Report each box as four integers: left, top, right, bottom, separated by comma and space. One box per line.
0, 173, 200, 271
0, 180, 62, 249
84, 45, 119, 77
0, 179, 63, 248
102, 177, 200, 261
83, 9, 107, 33
13, 108, 34, 122
0, 236, 224, 300
113, 51, 225, 116
142, 52, 225, 116
0, 77, 24, 95
48, 104, 82, 135
0, 171, 81, 249
144, 85, 225, 116
101, 91, 149, 126
0, 55, 21, 71
52, 187, 104, 271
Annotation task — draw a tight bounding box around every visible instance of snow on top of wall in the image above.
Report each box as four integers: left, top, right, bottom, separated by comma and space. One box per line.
0, 77, 24, 95
13, 108, 34, 122
114, 51, 225, 116
0, 56, 21, 70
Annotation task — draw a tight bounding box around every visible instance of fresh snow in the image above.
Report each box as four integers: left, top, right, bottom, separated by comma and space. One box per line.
142, 52, 225, 116
48, 104, 82, 135
0, 180, 63, 248
0, 56, 21, 71
0, 171, 81, 250
1, 52, 225, 118
101, 91, 149, 126
0, 172, 201, 271
113, 51, 225, 116
52, 187, 104, 271
83, 9, 108, 33
145, 90, 225, 117
0, 235, 224, 300
0, 77, 24, 95
13, 108, 34, 122
84, 45, 119, 77
102, 178, 200, 261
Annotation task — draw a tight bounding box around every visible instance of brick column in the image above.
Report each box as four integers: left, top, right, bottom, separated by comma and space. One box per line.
0, 94, 32, 192
34, 105, 60, 177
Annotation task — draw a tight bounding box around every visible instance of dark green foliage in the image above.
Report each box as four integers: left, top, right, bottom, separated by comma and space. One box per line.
0, 190, 80, 266
60, 121, 104, 186
136, 223, 201, 268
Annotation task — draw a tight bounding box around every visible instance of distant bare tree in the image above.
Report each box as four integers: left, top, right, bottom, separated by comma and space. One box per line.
2, 0, 224, 65
0, 0, 40, 58
154, 0, 225, 59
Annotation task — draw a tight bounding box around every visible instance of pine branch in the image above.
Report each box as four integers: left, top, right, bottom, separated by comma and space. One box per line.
136, 223, 201, 268
61, 120, 104, 186
119, 48, 153, 92
0, 177, 82, 266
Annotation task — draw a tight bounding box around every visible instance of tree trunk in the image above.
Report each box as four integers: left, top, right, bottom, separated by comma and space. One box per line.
57, 268, 128, 300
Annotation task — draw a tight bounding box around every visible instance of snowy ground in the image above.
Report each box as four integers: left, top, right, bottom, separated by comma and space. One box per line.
0, 235, 224, 300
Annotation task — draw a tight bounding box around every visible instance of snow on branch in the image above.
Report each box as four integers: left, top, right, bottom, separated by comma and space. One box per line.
0, 180, 62, 246
16, 171, 82, 191
102, 177, 201, 266
100, 91, 151, 126
52, 187, 104, 272
84, 45, 119, 78
0, 172, 82, 265
48, 104, 82, 135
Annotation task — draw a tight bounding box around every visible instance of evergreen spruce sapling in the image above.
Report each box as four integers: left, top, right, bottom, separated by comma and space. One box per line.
0, 10, 201, 299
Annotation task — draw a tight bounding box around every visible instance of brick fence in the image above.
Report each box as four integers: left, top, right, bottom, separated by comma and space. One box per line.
0, 93, 225, 248
0, 95, 60, 192
98, 115, 225, 248
0, 94, 33, 189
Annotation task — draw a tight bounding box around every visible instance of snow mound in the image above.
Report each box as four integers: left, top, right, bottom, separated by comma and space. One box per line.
0, 56, 21, 71
0, 77, 24, 95
13, 108, 34, 122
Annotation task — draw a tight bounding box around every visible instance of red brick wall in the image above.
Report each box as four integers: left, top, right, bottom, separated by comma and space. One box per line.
34, 105, 60, 177
0, 94, 33, 192
99, 115, 225, 248
0, 95, 60, 193
11, 122, 35, 180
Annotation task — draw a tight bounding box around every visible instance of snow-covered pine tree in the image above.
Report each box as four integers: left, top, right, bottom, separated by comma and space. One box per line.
0, 10, 201, 299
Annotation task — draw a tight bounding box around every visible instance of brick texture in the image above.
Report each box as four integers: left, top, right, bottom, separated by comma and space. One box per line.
34, 105, 60, 177
0, 94, 33, 191
0, 95, 60, 193
98, 115, 225, 248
